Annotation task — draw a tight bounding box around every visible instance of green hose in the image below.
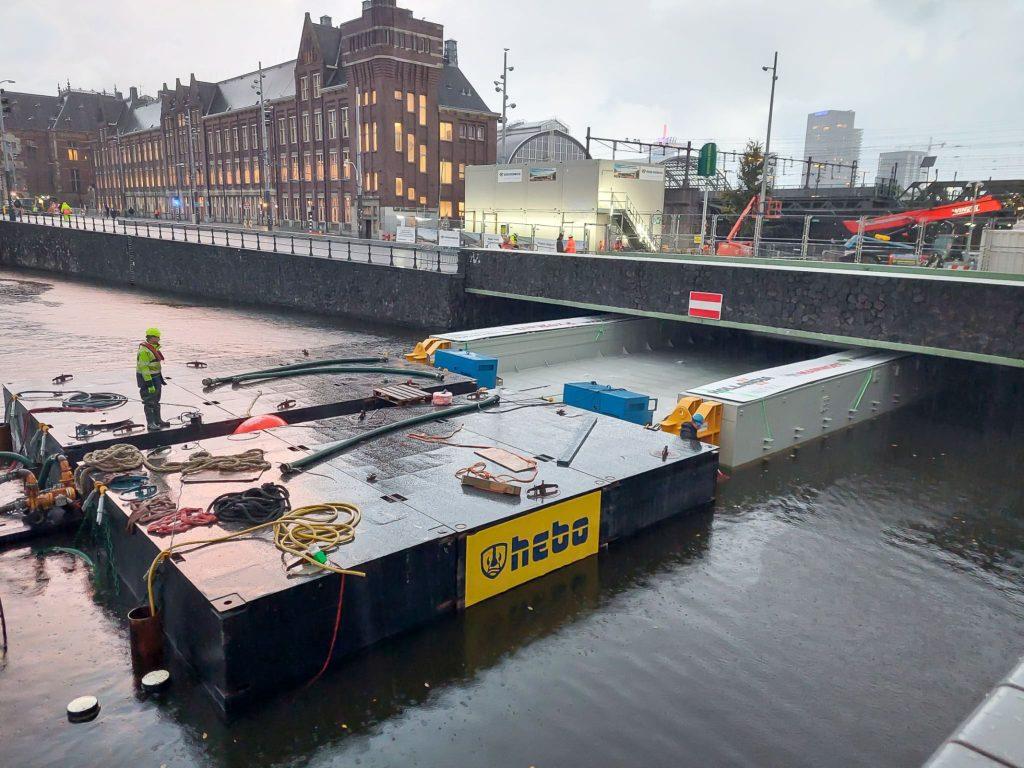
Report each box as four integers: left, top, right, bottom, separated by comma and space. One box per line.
216, 366, 444, 388
202, 356, 388, 387
34, 546, 96, 570
281, 394, 501, 475
0, 451, 33, 467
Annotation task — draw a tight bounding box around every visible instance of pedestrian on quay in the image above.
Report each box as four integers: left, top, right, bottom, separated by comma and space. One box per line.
104, 206, 110, 218
60, 201, 72, 223
137, 327, 170, 431
556, 231, 565, 253
565, 234, 577, 253
128, 206, 135, 217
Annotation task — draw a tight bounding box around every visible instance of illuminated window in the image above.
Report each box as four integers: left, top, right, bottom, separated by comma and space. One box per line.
361, 91, 369, 106
458, 162, 465, 180
330, 193, 339, 223
407, 186, 415, 201
343, 148, 351, 178
67, 144, 79, 161
303, 152, 311, 181
244, 161, 251, 184
439, 122, 452, 142
394, 90, 402, 101
395, 177, 403, 196
418, 95, 426, 127
316, 151, 324, 180
329, 149, 338, 180
291, 153, 299, 179
418, 196, 426, 206
300, 76, 309, 100
226, 162, 234, 184
458, 201, 464, 217
373, 172, 378, 192
406, 92, 414, 113
439, 200, 452, 217
371, 90, 377, 105
253, 163, 260, 185
439, 160, 452, 184
407, 134, 415, 163
419, 144, 427, 173
372, 122, 378, 152
279, 153, 288, 181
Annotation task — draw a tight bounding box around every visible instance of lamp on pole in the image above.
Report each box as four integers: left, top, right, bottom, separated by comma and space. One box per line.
494, 50, 516, 162
752, 51, 778, 258
252, 62, 274, 230
0, 79, 15, 215
183, 107, 200, 225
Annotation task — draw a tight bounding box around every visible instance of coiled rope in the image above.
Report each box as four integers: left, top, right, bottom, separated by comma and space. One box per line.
146, 502, 364, 615
209, 483, 291, 525
79, 444, 145, 473
62, 392, 128, 411
145, 448, 271, 477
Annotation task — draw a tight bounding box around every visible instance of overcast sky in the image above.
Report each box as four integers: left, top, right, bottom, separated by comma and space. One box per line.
5, 0, 1023, 182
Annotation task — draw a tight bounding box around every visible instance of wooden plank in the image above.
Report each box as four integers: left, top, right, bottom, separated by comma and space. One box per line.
460, 475, 522, 496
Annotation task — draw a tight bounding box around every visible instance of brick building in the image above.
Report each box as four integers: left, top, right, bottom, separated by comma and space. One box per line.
93, 0, 497, 233
1, 87, 123, 207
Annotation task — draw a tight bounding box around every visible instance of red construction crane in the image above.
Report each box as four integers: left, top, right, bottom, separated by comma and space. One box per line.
841, 195, 1003, 234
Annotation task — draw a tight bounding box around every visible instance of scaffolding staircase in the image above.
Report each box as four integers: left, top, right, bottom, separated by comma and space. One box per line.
599, 191, 656, 251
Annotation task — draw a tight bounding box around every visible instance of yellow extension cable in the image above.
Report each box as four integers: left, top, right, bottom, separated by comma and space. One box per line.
145, 502, 366, 615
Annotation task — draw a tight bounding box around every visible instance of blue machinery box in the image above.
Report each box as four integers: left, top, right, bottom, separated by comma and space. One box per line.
433, 349, 499, 389
562, 381, 658, 425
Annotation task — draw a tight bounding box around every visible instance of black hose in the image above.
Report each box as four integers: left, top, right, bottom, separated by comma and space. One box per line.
281, 394, 501, 475
211, 365, 444, 389
202, 356, 389, 387
62, 392, 128, 411
209, 483, 291, 525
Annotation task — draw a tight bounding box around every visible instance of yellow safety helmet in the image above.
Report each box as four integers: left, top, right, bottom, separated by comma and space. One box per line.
145, 327, 161, 338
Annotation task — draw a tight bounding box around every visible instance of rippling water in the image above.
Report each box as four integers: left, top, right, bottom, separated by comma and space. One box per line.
0, 269, 1021, 768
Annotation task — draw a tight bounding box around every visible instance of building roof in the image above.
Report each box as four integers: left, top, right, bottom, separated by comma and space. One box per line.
1, 91, 61, 131
208, 60, 296, 115
52, 90, 125, 132
119, 99, 162, 135
438, 63, 492, 114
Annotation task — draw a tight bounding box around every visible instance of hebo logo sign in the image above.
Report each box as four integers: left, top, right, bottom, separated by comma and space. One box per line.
464, 492, 601, 607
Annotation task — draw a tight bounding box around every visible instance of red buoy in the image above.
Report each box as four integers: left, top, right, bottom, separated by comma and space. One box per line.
234, 414, 287, 434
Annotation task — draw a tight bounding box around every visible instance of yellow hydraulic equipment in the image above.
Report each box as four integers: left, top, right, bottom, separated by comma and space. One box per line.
404, 337, 451, 364
660, 396, 723, 445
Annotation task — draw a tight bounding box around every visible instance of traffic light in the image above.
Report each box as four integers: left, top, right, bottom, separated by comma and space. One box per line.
1, 89, 10, 115
697, 142, 717, 177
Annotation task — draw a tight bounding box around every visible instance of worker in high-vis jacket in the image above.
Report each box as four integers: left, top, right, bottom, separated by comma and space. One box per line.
137, 327, 170, 431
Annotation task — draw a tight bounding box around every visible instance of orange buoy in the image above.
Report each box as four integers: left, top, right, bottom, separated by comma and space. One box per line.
234, 414, 287, 434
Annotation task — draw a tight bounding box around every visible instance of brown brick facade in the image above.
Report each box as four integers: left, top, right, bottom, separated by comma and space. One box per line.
91, 0, 496, 233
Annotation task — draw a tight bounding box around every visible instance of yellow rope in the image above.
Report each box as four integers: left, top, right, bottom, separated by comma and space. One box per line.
145, 502, 364, 615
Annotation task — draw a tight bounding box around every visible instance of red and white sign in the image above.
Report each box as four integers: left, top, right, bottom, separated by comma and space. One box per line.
688, 291, 723, 320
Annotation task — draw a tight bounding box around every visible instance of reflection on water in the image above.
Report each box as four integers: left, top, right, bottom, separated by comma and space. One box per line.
0, 269, 1021, 768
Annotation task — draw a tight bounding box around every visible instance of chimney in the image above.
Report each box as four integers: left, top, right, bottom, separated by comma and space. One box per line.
444, 39, 458, 67
129, 86, 138, 103
319, 14, 332, 25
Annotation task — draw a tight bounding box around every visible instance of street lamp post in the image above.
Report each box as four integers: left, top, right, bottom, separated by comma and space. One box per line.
752, 52, 778, 258
183, 108, 200, 225
494, 50, 516, 162
0, 79, 15, 215
252, 62, 274, 230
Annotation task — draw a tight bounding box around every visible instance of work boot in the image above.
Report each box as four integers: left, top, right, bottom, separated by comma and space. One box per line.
154, 403, 171, 429
144, 403, 163, 431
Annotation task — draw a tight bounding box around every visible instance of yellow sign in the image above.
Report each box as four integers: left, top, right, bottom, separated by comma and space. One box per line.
693, 234, 703, 244
464, 492, 601, 607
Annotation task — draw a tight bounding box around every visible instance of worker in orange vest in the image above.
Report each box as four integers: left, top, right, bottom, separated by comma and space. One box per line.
565, 235, 577, 253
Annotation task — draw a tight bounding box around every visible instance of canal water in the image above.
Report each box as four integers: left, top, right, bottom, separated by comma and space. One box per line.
0, 268, 1021, 768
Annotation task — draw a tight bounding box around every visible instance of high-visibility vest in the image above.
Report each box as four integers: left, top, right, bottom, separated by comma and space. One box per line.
136, 342, 163, 382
